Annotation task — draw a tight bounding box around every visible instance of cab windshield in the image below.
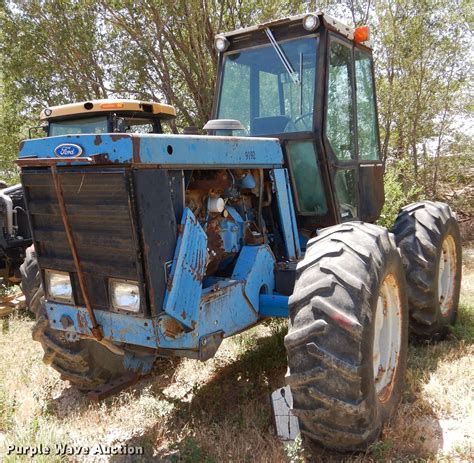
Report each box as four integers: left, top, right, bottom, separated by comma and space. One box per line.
49, 116, 159, 136
49, 116, 109, 136
217, 36, 318, 136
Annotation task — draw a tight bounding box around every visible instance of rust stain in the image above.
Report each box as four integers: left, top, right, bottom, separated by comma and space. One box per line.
181, 310, 187, 320
76, 311, 89, 332
132, 136, 141, 163
244, 221, 264, 245
201, 283, 235, 303
188, 169, 231, 189
94, 135, 102, 146
161, 316, 185, 339
206, 220, 225, 275
60, 315, 73, 329
110, 134, 129, 141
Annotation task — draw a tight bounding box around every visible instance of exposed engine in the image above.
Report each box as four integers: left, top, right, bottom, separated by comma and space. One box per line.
185, 168, 271, 276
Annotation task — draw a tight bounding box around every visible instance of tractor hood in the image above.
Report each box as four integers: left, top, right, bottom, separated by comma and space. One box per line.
18, 133, 284, 168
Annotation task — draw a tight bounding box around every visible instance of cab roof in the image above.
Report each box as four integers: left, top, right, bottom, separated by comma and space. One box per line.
40, 99, 176, 121
217, 11, 372, 49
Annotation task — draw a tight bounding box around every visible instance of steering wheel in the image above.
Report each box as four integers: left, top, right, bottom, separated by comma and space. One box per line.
284, 112, 313, 132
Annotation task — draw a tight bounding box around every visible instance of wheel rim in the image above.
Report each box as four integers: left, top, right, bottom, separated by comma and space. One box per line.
373, 273, 402, 403
438, 235, 457, 316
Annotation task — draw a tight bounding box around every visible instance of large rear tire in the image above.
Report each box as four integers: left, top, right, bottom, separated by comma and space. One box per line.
285, 222, 408, 451
20, 245, 128, 390
392, 201, 462, 340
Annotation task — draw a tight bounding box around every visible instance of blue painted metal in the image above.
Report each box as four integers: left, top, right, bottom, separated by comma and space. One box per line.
19, 133, 284, 168
285, 169, 302, 259
46, 244, 278, 353
232, 245, 275, 312
24, 131, 295, 362
258, 294, 289, 318
123, 352, 156, 374
47, 302, 161, 348
224, 205, 244, 223
299, 232, 309, 252
272, 168, 301, 260
163, 208, 207, 329
219, 219, 243, 253
240, 172, 257, 189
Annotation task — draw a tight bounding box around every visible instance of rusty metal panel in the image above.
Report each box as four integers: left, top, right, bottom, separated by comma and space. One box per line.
87, 372, 140, 401
359, 164, 384, 222
18, 133, 284, 168
47, 244, 278, 354
21, 168, 144, 313
133, 170, 179, 315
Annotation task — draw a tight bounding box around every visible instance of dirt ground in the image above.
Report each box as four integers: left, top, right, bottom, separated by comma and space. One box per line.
0, 246, 472, 462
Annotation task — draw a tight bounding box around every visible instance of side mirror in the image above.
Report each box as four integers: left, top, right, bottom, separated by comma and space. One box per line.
28, 125, 48, 139
114, 117, 125, 133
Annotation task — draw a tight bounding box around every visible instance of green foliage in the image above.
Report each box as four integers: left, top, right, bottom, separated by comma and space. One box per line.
452, 303, 474, 343
373, 0, 472, 178
0, 384, 15, 432
377, 160, 422, 228
0, 0, 472, 204
169, 436, 215, 463
369, 438, 395, 462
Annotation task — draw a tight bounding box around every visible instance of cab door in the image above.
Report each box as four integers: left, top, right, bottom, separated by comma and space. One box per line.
354, 47, 384, 222
324, 36, 384, 222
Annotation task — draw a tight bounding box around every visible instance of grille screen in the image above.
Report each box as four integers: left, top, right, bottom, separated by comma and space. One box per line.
21, 168, 144, 313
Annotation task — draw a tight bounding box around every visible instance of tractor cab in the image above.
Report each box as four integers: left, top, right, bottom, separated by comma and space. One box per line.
40, 99, 176, 137
212, 12, 384, 228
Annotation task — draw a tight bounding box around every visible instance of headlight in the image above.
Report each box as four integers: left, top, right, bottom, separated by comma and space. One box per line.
45, 270, 73, 303
303, 14, 319, 31
110, 279, 140, 313
215, 35, 229, 52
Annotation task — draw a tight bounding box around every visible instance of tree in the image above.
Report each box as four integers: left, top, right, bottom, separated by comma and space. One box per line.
373, 0, 471, 182
100, 0, 308, 130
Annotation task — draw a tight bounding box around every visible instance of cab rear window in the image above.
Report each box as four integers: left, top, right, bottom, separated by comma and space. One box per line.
49, 116, 109, 136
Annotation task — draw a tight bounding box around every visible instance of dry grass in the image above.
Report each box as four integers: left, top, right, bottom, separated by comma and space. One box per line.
0, 247, 473, 462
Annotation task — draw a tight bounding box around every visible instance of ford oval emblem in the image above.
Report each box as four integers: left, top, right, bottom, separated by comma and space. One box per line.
54, 143, 83, 158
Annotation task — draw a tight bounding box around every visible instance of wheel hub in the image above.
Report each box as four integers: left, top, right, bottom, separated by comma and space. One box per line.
438, 235, 457, 316
373, 273, 402, 402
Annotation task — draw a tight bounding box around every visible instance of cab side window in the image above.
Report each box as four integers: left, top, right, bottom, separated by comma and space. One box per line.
286, 141, 327, 215
326, 41, 355, 161
355, 50, 380, 161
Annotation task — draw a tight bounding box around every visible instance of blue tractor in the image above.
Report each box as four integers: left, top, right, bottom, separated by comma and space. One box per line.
18, 13, 461, 451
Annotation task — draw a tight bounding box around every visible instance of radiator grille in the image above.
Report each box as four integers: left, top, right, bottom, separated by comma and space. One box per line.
21, 168, 144, 313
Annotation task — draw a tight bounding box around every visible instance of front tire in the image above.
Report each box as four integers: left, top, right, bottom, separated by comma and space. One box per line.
392, 201, 462, 340
285, 222, 408, 451
20, 245, 128, 390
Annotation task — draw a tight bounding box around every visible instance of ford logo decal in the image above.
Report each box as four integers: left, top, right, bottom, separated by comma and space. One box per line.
54, 143, 83, 158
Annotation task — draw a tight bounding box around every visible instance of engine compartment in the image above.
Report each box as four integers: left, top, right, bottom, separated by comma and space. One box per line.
185, 168, 274, 276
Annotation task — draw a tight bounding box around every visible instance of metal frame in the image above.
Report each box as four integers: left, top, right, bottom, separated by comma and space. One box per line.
46, 241, 288, 356
18, 133, 284, 168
